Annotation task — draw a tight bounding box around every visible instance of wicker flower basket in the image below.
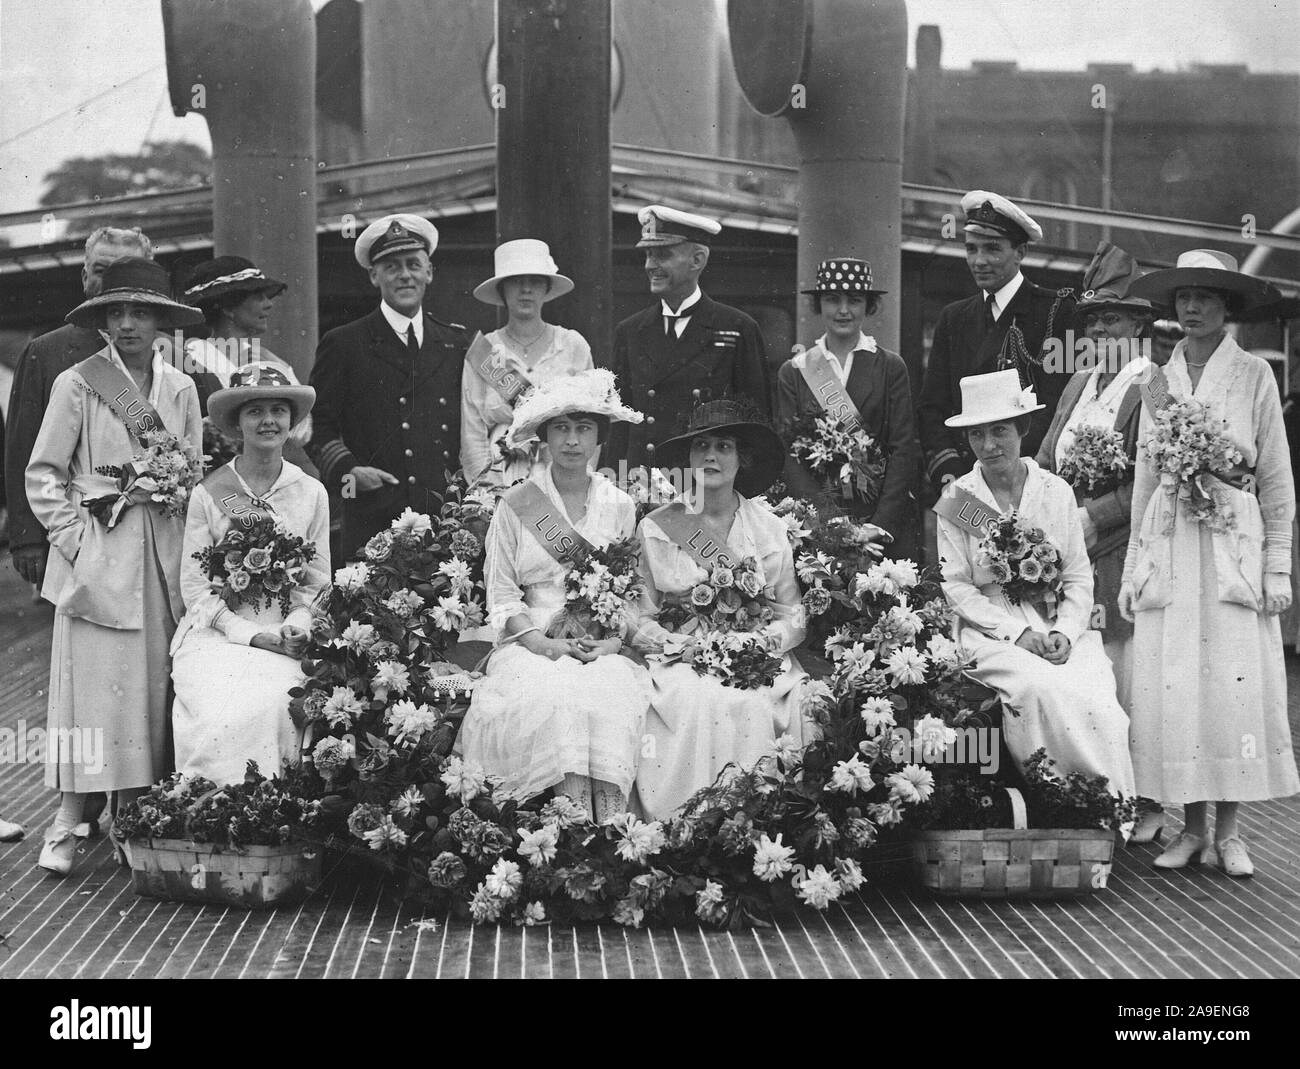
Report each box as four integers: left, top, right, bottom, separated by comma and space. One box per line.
910, 788, 1115, 899
126, 837, 322, 910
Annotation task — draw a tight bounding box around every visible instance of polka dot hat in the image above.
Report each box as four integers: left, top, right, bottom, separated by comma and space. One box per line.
801, 258, 887, 296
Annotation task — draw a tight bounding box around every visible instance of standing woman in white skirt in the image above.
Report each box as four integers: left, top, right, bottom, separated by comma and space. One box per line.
1120, 250, 1298, 876
26, 258, 204, 875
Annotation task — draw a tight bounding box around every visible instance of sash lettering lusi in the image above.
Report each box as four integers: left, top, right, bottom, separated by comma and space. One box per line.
203, 464, 277, 530
74, 355, 165, 445
649, 502, 742, 571
468, 331, 533, 406
932, 484, 1000, 540
504, 480, 595, 569
797, 349, 863, 433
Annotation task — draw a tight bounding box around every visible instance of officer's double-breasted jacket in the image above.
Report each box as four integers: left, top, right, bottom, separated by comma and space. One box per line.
309, 306, 469, 558
602, 293, 770, 470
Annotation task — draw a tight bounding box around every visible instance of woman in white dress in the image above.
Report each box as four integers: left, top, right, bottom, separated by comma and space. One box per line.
459, 240, 593, 486
1119, 250, 1298, 876
26, 258, 204, 875
457, 370, 651, 820
171, 363, 331, 786
936, 371, 1135, 797
632, 400, 812, 821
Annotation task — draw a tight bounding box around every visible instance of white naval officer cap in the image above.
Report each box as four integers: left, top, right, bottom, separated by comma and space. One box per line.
636, 205, 722, 248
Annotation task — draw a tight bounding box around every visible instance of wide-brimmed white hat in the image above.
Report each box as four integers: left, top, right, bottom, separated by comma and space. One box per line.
473, 239, 574, 306
944, 370, 1044, 428
1128, 248, 1281, 314
207, 361, 316, 436
506, 368, 642, 448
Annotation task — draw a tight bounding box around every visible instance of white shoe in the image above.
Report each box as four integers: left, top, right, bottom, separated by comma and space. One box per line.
1152, 832, 1208, 870
1206, 837, 1254, 879
1128, 809, 1165, 845
37, 822, 93, 877
0, 816, 26, 842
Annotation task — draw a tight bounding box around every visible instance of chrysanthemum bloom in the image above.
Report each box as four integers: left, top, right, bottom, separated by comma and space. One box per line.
322, 686, 364, 729
333, 563, 371, 593
835, 857, 865, 892
517, 823, 560, 866
751, 832, 796, 882
363, 815, 409, 851
612, 815, 667, 863
795, 865, 842, 910
391, 507, 434, 538
485, 858, 524, 900
440, 756, 488, 803
885, 645, 928, 687
887, 763, 935, 804
912, 714, 957, 763
860, 696, 896, 734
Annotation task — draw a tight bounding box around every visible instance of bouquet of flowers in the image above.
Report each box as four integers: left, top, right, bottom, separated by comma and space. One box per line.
762, 494, 820, 551
83, 429, 205, 528
201, 416, 241, 473
1058, 425, 1131, 497
976, 511, 1065, 612
674, 629, 783, 690
788, 413, 887, 504
1142, 399, 1244, 529
656, 556, 774, 635
114, 764, 322, 849
793, 515, 891, 642
193, 514, 317, 615
546, 537, 645, 639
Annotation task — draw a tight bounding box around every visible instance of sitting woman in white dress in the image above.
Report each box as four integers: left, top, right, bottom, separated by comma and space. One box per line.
935, 370, 1135, 796
457, 369, 651, 821
171, 363, 331, 786
632, 399, 812, 821
459, 240, 593, 486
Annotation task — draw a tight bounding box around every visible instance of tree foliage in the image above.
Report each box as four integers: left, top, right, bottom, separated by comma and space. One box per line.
40, 140, 210, 207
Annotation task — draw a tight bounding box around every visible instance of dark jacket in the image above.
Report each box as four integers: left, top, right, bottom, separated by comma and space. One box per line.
917, 276, 1076, 493
4, 323, 105, 553
776, 341, 921, 560
1034, 369, 1143, 642
603, 293, 771, 472
308, 307, 469, 559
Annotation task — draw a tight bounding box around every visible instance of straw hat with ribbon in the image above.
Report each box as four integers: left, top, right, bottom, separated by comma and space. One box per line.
65, 257, 204, 329
206, 361, 316, 437
182, 256, 287, 308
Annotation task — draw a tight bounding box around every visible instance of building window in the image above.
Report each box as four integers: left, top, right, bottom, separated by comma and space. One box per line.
1020, 172, 1078, 248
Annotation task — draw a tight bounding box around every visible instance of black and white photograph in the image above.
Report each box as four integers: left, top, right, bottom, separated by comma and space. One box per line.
0, 0, 1297, 1017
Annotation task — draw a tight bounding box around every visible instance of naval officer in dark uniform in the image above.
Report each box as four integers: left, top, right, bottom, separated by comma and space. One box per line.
916, 190, 1077, 497
604, 206, 771, 477
309, 213, 470, 559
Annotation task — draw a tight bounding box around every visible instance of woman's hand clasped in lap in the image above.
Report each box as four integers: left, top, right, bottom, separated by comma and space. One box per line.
1015, 629, 1070, 663
280, 625, 310, 659
518, 632, 606, 662
571, 636, 622, 662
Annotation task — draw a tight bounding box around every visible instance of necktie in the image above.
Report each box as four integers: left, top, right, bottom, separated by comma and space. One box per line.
406, 322, 419, 357
663, 313, 684, 337
983, 296, 997, 335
